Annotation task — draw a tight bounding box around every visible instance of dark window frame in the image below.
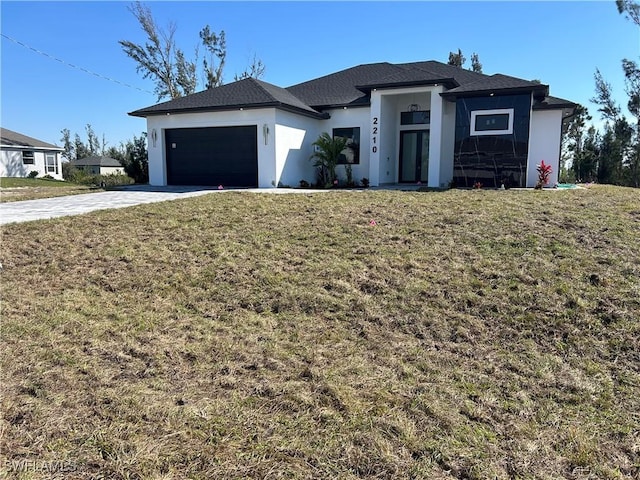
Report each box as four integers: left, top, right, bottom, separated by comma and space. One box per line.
333, 127, 360, 165
22, 151, 35, 165
401, 110, 430, 126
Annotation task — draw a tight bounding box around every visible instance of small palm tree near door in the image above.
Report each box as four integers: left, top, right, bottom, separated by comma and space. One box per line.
310, 132, 348, 187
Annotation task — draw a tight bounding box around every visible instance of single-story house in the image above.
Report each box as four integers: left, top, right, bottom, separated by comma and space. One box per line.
129, 60, 576, 189
0, 128, 64, 180
70, 156, 125, 176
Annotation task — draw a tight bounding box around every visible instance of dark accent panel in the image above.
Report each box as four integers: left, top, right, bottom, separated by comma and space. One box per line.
165, 126, 258, 186
453, 95, 531, 188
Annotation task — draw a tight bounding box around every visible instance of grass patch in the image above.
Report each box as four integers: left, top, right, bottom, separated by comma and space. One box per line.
0, 177, 74, 188
1, 185, 639, 478
0, 177, 103, 202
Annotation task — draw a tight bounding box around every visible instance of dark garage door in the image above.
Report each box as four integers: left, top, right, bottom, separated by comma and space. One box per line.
165, 126, 258, 186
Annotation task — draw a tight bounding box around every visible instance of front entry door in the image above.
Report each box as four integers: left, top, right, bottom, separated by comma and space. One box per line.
399, 130, 429, 183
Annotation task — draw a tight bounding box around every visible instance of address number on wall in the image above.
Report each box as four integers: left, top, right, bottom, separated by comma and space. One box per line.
372, 117, 378, 153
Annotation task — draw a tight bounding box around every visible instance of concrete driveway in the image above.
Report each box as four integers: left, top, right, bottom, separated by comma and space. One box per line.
0, 185, 332, 225
0, 186, 223, 225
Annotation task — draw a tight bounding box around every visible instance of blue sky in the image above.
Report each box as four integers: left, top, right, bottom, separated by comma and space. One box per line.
1, 1, 638, 148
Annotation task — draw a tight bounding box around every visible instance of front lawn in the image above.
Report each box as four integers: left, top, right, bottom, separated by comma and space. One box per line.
0, 186, 638, 479
0, 177, 103, 202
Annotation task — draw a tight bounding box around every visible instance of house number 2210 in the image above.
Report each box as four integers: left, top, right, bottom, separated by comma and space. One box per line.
372, 117, 378, 153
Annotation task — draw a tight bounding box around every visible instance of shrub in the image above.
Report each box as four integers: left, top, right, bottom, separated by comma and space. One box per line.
41, 175, 54, 180
360, 177, 370, 188
536, 160, 553, 189
100, 173, 135, 188
299, 179, 310, 188
345, 164, 355, 187
310, 132, 348, 187
27, 171, 39, 179
65, 169, 134, 188
62, 162, 79, 181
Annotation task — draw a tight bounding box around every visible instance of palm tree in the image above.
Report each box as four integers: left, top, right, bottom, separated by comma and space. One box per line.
310, 132, 348, 187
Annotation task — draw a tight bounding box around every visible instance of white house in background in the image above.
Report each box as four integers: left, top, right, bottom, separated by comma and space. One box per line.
129, 60, 576, 189
0, 128, 64, 180
70, 156, 125, 175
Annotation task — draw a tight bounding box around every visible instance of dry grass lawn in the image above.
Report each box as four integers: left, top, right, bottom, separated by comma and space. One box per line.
0, 177, 102, 202
1, 185, 639, 479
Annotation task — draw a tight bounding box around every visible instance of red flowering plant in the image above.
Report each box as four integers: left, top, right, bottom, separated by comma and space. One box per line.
535, 160, 552, 189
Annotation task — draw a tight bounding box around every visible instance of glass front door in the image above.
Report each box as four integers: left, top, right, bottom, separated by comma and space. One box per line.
399, 130, 429, 183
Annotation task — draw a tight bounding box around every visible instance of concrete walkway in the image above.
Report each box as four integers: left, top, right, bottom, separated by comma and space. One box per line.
0, 186, 331, 225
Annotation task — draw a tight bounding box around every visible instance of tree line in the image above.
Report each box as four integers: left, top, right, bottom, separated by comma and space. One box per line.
60, 125, 148, 184
562, 1, 639, 187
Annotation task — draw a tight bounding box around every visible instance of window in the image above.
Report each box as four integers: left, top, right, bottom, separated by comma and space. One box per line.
333, 127, 360, 164
45, 153, 57, 174
470, 108, 514, 136
22, 151, 35, 164
401, 110, 430, 125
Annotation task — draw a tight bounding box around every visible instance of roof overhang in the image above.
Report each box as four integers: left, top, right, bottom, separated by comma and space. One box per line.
356, 77, 459, 93
532, 100, 578, 111
129, 102, 328, 120
440, 85, 549, 101
0, 143, 63, 151
311, 102, 371, 111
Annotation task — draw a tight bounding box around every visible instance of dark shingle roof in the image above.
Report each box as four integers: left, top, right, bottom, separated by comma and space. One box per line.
400, 61, 488, 86
129, 60, 572, 117
442, 74, 548, 97
130, 78, 325, 118
289, 61, 494, 105
70, 156, 123, 167
354, 66, 458, 91
0, 128, 62, 150
533, 95, 578, 110
286, 62, 403, 107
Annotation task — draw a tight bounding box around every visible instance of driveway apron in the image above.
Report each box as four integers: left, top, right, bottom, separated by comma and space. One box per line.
0, 188, 219, 225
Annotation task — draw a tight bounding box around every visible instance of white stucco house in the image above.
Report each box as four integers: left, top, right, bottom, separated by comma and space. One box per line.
70, 156, 125, 176
0, 128, 64, 180
129, 60, 576, 189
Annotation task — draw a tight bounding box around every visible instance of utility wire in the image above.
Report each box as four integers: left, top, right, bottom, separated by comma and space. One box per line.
1, 32, 154, 95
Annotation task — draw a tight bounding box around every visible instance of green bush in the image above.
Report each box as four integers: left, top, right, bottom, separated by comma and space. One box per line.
310, 132, 348, 187
100, 173, 135, 188
28, 171, 39, 179
65, 169, 134, 188
62, 162, 79, 180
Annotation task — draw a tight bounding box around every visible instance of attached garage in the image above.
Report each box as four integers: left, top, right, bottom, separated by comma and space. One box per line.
165, 126, 258, 187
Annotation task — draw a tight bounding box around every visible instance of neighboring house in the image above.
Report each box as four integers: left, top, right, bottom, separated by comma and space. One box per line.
129, 60, 576, 189
0, 128, 64, 180
70, 156, 125, 175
